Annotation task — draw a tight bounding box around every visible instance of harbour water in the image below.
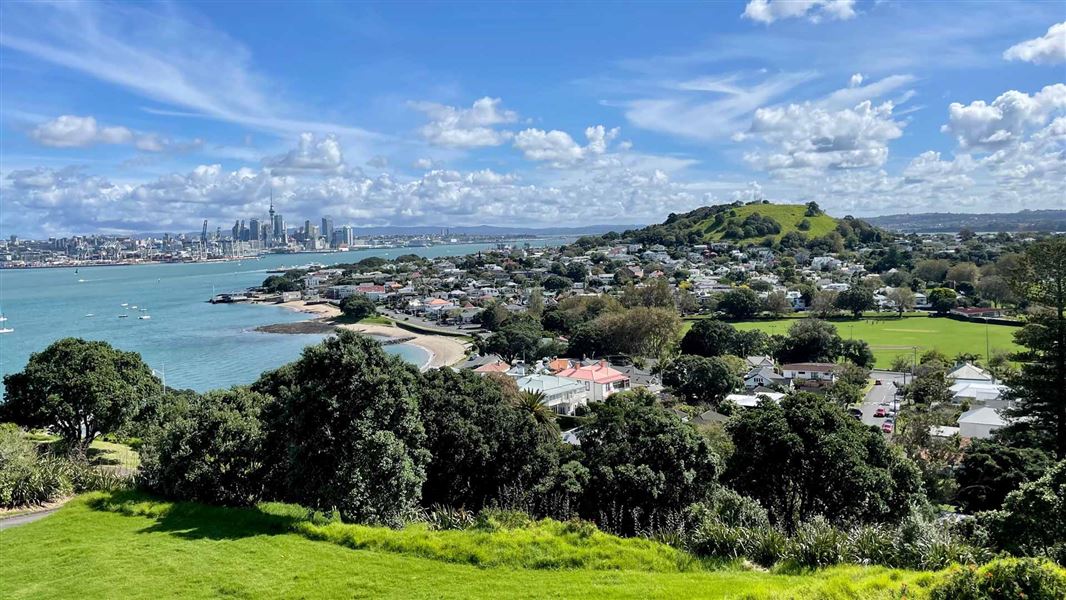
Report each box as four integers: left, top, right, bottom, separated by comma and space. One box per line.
0, 239, 568, 393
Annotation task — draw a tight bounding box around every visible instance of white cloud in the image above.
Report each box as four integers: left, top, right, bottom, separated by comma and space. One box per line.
1003, 22, 1066, 65
742, 0, 856, 25
29, 115, 133, 147
28, 114, 202, 153
941, 84, 1066, 152
820, 74, 915, 110
624, 71, 816, 141
410, 97, 517, 148
513, 125, 620, 166
743, 100, 904, 171
265, 133, 346, 174
849, 73, 864, 88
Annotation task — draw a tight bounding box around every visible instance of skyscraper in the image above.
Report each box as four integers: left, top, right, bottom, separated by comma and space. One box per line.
249, 218, 262, 243
321, 216, 334, 247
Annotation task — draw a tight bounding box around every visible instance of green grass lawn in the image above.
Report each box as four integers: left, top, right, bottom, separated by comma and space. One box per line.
0, 492, 941, 599
717, 314, 1020, 368
697, 204, 838, 243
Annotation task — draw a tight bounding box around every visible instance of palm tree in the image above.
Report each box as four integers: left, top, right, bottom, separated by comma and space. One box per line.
513, 390, 560, 440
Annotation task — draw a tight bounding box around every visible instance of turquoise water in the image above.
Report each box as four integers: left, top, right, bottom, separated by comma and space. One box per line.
0, 240, 567, 393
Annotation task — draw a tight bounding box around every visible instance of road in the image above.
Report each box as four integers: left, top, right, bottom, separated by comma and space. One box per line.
860, 370, 908, 432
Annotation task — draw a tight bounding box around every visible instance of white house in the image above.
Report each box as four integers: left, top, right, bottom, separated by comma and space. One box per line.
556, 361, 631, 402
950, 381, 1009, 406
743, 366, 792, 390
781, 363, 838, 385
726, 391, 785, 408
948, 363, 995, 384
958, 407, 1008, 440
515, 374, 589, 415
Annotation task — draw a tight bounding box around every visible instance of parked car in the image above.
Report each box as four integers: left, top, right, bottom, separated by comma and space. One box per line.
874, 407, 887, 418
881, 422, 894, 433
848, 407, 864, 420
875, 379, 883, 385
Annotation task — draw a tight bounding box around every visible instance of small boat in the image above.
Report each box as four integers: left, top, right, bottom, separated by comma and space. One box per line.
85, 313, 94, 318
120, 303, 129, 307
118, 314, 129, 318
139, 308, 148, 312
138, 315, 152, 320
0, 327, 12, 334
130, 305, 138, 309
78, 278, 87, 283
0, 315, 6, 323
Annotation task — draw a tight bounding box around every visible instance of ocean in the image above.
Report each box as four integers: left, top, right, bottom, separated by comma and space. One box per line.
0, 239, 568, 393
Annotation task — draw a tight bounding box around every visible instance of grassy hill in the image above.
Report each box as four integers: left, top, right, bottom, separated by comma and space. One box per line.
698, 203, 838, 243
0, 492, 946, 599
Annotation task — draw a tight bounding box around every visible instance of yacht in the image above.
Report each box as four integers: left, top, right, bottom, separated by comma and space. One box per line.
138, 315, 152, 320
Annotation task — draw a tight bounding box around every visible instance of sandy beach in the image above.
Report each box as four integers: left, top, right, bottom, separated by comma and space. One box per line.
338, 322, 469, 369
265, 299, 468, 369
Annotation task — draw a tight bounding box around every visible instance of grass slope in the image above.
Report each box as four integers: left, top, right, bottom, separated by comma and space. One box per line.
0, 492, 938, 599
722, 314, 1020, 368
698, 204, 838, 243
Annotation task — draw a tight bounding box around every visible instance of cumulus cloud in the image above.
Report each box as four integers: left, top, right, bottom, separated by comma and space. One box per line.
28, 114, 202, 154
742, 0, 856, 25
1003, 22, 1066, 65
743, 100, 904, 171
265, 133, 346, 174
941, 84, 1066, 151
513, 125, 620, 166
410, 97, 517, 148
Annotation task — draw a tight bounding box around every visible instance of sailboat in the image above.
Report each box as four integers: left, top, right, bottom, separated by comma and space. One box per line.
0, 311, 12, 333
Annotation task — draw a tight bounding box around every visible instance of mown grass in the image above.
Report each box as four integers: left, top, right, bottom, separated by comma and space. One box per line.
698, 204, 839, 243
0, 491, 944, 599
682, 313, 1020, 368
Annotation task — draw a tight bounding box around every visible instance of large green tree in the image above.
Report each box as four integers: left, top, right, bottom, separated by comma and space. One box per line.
340, 293, 377, 320
1005, 237, 1066, 458
774, 319, 841, 364
254, 331, 429, 525
482, 318, 543, 363
660, 355, 740, 407
577, 388, 719, 533
955, 440, 1052, 513
835, 287, 875, 318
679, 318, 736, 357
2, 338, 161, 450
140, 387, 270, 506
726, 393, 923, 531
416, 369, 560, 509
718, 287, 761, 320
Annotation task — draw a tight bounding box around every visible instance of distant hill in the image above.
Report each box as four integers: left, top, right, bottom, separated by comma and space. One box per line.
867, 210, 1066, 233
610, 201, 873, 247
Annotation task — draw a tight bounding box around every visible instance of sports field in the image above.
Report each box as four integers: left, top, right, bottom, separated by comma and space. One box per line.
691, 314, 1021, 369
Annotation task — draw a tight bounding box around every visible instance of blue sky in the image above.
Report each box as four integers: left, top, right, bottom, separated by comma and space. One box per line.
1, 0, 1064, 236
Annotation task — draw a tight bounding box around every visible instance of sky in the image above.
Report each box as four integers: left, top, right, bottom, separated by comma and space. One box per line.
1, 0, 1064, 238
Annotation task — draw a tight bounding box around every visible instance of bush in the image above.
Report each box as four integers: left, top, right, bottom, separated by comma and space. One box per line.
0, 424, 71, 508
930, 558, 1066, 600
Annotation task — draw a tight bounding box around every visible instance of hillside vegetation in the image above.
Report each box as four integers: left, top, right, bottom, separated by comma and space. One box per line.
699, 203, 838, 243
0, 492, 947, 600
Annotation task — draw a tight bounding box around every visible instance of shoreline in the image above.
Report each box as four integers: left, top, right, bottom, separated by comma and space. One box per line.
257, 300, 468, 370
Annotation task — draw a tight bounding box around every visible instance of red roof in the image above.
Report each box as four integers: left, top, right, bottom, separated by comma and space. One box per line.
556, 361, 630, 384
474, 360, 511, 373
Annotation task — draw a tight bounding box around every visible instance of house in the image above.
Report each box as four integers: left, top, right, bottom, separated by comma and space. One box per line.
745, 355, 775, 369
948, 363, 995, 384
951, 307, 1006, 319
725, 391, 786, 408
781, 363, 838, 386
743, 366, 791, 390
472, 360, 511, 375
556, 360, 631, 402
958, 406, 1008, 440
950, 381, 1009, 406
515, 374, 589, 415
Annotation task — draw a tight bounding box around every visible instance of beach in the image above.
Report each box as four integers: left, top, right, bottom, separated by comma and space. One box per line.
268, 299, 468, 369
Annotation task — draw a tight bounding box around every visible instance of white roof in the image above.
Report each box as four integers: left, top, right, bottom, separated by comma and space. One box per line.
958, 406, 1008, 427
950, 381, 1007, 402
726, 392, 785, 408
948, 363, 994, 382
516, 374, 586, 395
929, 425, 961, 438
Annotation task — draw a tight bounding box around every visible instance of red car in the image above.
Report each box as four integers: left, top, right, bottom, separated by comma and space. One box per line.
874, 407, 887, 418
881, 422, 894, 434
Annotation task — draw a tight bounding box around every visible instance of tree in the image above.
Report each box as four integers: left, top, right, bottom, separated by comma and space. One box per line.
983, 459, 1066, 559
886, 287, 916, 316
1005, 237, 1066, 457
2, 338, 161, 451
839, 338, 875, 368
660, 355, 740, 407
977, 275, 1014, 307
835, 287, 875, 318
254, 331, 429, 525
620, 279, 674, 309
914, 259, 950, 284
679, 319, 736, 357
718, 287, 761, 320
527, 288, 545, 318
825, 381, 862, 407
261, 274, 302, 293
804, 201, 822, 217
416, 369, 560, 509
140, 387, 270, 506
810, 290, 840, 318
543, 274, 572, 292
340, 293, 376, 320
954, 440, 1052, 513
775, 319, 841, 364
577, 307, 681, 358
905, 362, 953, 405
763, 291, 792, 317
483, 319, 543, 364
578, 388, 719, 533
726, 393, 923, 531
512, 390, 561, 441
479, 302, 510, 331
946, 262, 980, 286
927, 287, 958, 314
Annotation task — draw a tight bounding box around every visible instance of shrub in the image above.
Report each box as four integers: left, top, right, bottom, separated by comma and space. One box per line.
781, 517, 848, 569
930, 558, 1066, 600
0, 424, 71, 508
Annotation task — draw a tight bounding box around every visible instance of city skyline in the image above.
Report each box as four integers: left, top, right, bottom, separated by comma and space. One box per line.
1, 1, 1064, 238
